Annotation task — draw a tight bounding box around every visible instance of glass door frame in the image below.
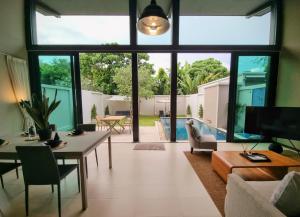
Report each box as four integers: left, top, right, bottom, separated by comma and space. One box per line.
227, 51, 279, 142
30, 52, 82, 130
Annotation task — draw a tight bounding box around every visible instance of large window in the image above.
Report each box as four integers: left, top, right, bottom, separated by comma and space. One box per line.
35, 0, 129, 45
179, 1, 272, 45
233, 55, 271, 140
27, 0, 280, 142
173, 53, 231, 141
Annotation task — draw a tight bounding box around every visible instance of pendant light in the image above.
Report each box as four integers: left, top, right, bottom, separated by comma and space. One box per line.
137, 0, 170, 36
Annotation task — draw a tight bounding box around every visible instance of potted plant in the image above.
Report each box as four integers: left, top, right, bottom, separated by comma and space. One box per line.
198, 104, 203, 119
186, 105, 192, 117
21, 91, 61, 141
105, 105, 110, 116
91, 104, 97, 122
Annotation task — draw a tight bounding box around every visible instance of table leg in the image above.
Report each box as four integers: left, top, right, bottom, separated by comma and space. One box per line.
108, 136, 112, 169
111, 121, 121, 134
211, 152, 232, 183
79, 156, 88, 210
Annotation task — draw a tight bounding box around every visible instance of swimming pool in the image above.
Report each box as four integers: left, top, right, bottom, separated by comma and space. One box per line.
160, 117, 227, 141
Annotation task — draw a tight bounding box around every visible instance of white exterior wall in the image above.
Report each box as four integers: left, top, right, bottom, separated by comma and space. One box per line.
203, 86, 218, 128
217, 85, 229, 129
140, 97, 155, 115
185, 94, 204, 118
82, 77, 229, 128
81, 90, 111, 123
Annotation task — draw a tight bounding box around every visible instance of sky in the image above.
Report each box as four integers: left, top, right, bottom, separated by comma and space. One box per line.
36, 12, 270, 71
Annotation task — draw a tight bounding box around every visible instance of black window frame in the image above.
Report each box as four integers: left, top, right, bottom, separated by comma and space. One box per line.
25, 0, 282, 142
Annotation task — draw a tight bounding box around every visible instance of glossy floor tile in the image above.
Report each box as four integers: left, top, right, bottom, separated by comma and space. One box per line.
0, 141, 222, 217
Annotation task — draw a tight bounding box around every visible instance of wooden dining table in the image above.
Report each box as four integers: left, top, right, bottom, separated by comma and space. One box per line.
0, 131, 112, 211
99, 115, 126, 134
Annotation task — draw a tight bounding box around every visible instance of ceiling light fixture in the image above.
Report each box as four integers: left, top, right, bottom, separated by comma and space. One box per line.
137, 0, 170, 36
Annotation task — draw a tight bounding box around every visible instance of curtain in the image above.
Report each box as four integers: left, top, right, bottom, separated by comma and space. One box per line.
6, 55, 33, 130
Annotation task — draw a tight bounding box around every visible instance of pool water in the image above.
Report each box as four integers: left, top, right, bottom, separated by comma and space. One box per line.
160, 118, 227, 141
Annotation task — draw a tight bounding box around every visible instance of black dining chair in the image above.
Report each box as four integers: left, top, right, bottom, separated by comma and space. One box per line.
16, 146, 80, 217
77, 124, 98, 178
0, 160, 21, 188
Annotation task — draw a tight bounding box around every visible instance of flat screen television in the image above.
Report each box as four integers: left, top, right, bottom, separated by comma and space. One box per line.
245, 106, 300, 140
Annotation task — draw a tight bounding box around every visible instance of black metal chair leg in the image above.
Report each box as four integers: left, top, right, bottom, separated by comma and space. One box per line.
51, 184, 54, 193
191, 147, 194, 154
77, 166, 80, 192
95, 149, 99, 167
85, 157, 88, 178
0, 176, 4, 188
57, 184, 61, 217
15, 160, 19, 179
25, 184, 29, 216
62, 159, 65, 165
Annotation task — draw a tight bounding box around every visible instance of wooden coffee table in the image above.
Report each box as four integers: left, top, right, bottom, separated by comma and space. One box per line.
212, 151, 300, 183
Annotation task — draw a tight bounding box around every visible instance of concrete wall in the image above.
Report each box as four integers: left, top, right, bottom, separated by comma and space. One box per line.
185, 94, 204, 118
81, 92, 188, 123
0, 0, 27, 136
81, 90, 110, 123
203, 86, 218, 128
276, 0, 300, 148
217, 85, 229, 129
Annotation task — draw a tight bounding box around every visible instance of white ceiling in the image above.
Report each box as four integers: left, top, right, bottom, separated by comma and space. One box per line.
37, 0, 271, 16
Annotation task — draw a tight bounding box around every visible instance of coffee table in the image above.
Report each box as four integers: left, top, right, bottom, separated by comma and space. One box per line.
212, 151, 300, 183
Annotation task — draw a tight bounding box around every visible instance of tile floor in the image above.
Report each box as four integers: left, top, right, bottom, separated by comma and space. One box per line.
0, 142, 255, 217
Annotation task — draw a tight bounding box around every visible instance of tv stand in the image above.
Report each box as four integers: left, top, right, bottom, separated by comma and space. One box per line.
246, 141, 300, 156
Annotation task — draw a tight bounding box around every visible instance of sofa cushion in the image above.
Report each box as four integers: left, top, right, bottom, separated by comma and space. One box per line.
247, 181, 280, 200
270, 171, 300, 217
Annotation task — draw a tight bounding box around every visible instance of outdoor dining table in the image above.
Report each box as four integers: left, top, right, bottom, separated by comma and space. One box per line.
0, 131, 112, 211
100, 115, 126, 134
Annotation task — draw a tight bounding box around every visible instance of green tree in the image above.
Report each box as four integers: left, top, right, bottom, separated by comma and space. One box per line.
80, 52, 154, 94
40, 58, 71, 87
153, 68, 170, 95
198, 104, 203, 119
178, 58, 229, 94
91, 104, 97, 121
186, 105, 192, 116
113, 65, 155, 99
105, 105, 110, 116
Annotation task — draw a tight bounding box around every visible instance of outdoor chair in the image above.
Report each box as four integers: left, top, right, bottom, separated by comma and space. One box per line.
77, 124, 98, 178
16, 146, 80, 217
0, 160, 21, 188
159, 110, 164, 117
185, 120, 217, 153
122, 116, 132, 133
115, 110, 131, 117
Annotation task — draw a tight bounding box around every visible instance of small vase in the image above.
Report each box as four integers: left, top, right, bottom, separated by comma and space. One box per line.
38, 129, 52, 141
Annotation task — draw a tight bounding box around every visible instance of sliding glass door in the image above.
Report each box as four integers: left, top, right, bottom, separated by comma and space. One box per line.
232, 55, 272, 141
38, 55, 75, 131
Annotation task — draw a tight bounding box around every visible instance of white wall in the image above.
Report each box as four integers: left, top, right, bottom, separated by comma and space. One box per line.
0, 0, 27, 136
185, 94, 204, 118
81, 90, 111, 123
217, 85, 229, 129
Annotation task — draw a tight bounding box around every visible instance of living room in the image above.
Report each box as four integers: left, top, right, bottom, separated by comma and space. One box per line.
0, 0, 300, 217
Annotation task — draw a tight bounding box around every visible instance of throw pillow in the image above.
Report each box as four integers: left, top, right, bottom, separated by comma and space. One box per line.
270, 171, 300, 217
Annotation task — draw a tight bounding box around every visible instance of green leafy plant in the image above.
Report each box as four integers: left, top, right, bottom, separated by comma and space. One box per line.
186, 105, 192, 116
21, 91, 61, 130
105, 105, 110, 116
91, 104, 97, 121
198, 104, 203, 119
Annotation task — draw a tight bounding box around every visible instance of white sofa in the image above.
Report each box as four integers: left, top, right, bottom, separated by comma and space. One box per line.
225, 174, 286, 217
